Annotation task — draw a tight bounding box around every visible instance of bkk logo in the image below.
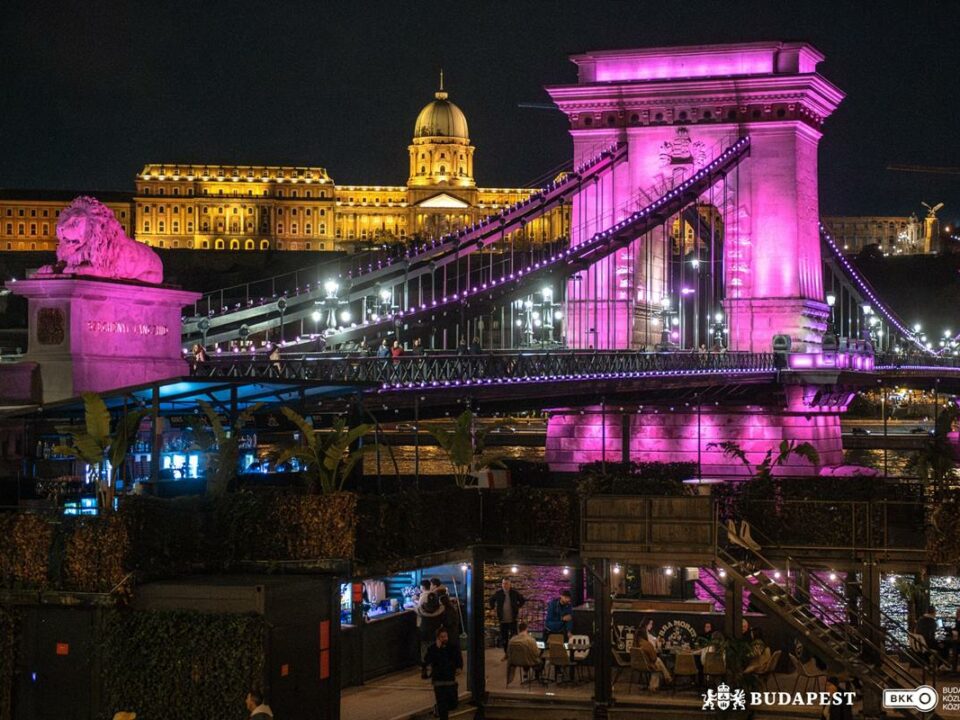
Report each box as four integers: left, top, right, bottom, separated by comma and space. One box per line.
882, 686, 939, 713
702, 684, 856, 711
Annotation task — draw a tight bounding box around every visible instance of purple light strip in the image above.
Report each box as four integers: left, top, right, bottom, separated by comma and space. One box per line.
190, 142, 627, 321
375, 364, 774, 392
343, 141, 627, 279
339, 138, 751, 337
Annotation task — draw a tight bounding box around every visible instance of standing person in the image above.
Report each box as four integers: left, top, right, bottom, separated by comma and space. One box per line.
917, 606, 944, 659
391, 340, 404, 363
456, 338, 468, 355
417, 580, 444, 679
424, 628, 462, 720
245, 690, 273, 719
440, 593, 462, 655
544, 590, 575, 639
358, 337, 370, 355
268, 344, 281, 373
489, 578, 525, 657
411, 337, 424, 356
377, 339, 391, 359
469, 336, 482, 355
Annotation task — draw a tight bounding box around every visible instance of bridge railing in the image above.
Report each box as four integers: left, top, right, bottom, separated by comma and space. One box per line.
874, 352, 960, 369
190, 350, 775, 384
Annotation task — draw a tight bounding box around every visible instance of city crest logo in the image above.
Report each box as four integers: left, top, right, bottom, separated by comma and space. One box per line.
702, 683, 747, 711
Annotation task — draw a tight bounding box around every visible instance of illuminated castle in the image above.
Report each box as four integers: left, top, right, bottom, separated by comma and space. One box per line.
0, 79, 564, 254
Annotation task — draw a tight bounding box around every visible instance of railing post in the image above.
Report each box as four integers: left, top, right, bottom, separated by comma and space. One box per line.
592, 559, 613, 718
467, 545, 486, 708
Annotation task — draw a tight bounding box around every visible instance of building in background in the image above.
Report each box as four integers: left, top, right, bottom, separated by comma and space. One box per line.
132, 81, 564, 252
0, 82, 564, 254
0, 190, 132, 252
822, 213, 935, 255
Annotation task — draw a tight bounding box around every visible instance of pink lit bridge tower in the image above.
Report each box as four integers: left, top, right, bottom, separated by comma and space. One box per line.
547, 42, 844, 353
543, 42, 848, 474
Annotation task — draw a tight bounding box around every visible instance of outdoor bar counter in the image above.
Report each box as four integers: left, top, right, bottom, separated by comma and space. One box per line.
341, 608, 419, 687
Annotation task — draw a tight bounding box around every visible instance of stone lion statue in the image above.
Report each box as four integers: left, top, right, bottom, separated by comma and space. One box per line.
36, 196, 163, 284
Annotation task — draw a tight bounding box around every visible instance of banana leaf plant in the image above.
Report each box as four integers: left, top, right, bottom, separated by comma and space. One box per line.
274, 408, 372, 494
53, 392, 148, 513
707, 439, 820, 482
426, 410, 506, 488
188, 401, 264, 497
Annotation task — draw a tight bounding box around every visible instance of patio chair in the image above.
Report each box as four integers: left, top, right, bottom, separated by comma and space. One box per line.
755, 649, 782, 690
628, 647, 661, 692
506, 641, 542, 688
672, 652, 699, 692
547, 638, 575, 683
790, 652, 825, 694
612, 649, 630, 686
702, 649, 726, 684
569, 635, 592, 682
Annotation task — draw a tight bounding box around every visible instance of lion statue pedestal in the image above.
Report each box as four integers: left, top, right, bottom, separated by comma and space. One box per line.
1, 196, 200, 403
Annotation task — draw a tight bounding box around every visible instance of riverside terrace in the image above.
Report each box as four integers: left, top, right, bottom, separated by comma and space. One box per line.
0, 369, 957, 719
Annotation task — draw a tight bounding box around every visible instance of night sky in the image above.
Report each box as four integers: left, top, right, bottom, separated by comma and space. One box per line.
3, 0, 960, 221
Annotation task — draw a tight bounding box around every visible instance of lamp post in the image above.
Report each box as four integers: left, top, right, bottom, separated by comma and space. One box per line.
712, 310, 726, 349
657, 296, 674, 350
540, 287, 561, 345
826, 292, 836, 335
323, 280, 340, 330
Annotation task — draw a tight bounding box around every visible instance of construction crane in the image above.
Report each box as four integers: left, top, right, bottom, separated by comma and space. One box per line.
887, 164, 960, 175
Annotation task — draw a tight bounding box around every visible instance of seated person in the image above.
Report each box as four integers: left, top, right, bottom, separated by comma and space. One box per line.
544, 590, 575, 638
696, 621, 715, 648
640, 618, 659, 651
636, 629, 672, 689
506, 622, 543, 683
748, 627, 767, 655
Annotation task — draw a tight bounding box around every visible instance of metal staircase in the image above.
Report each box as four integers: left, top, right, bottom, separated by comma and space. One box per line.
715, 524, 939, 719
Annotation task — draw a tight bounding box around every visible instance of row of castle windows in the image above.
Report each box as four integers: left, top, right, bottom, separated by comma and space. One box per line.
3, 207, 127, 219
141, 220, 327, 235
141, 206, 326, 217
4, 223, 48, 236
146, 168, 323, 180
149, 238, 327, 251
141, 187, 328, 198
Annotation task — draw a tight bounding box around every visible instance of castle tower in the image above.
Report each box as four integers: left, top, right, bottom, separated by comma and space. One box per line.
408, 73, 476, 190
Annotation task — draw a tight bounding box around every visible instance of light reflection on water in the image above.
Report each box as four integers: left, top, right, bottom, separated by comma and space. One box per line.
364, 445, 544, 476
363, 446, 925, 477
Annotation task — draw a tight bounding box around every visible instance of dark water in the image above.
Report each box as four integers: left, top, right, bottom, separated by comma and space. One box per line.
363, 445, 923, 478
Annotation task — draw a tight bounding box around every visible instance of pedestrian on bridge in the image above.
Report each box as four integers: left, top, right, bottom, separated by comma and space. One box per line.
377, 339, 390, 359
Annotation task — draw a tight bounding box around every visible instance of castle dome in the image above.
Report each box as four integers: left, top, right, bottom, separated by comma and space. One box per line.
413, 89, 469, 140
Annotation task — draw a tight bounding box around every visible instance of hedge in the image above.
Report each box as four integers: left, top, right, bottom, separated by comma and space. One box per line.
100, 608, 265, 720
0, 487, 582, 592
0, 513, 54, 589
0, 607, 16, 720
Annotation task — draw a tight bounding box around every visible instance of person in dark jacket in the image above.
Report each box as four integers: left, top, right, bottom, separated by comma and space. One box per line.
417, 580, 444, 678
489, 578, 526, 657
424, 628, 462, 720
440, 593, 462, 655
917, 606, 943, 658
544, 590, 574, 638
